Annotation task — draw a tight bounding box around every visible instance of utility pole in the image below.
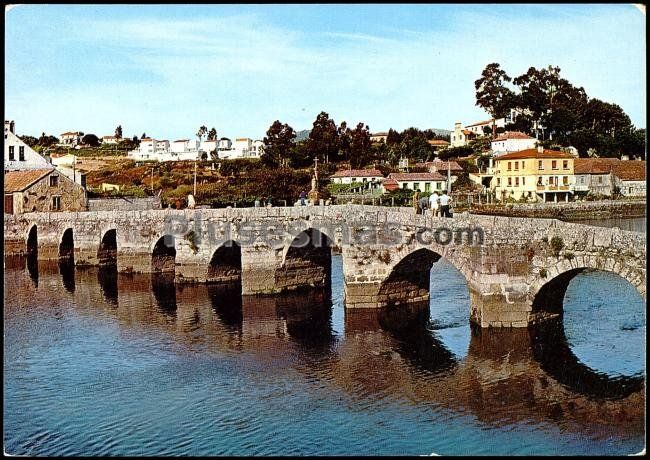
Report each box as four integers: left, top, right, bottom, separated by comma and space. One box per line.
151, 167, 154, 193
193, 160, 197, 197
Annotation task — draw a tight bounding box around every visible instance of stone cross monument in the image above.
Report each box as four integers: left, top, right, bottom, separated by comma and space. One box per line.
308, 157, 321, 205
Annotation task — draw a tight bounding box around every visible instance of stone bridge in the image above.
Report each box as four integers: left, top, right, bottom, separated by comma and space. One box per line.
4, 205, 646, 328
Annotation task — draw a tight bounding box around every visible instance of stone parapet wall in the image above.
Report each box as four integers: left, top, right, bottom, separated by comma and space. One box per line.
87, 197, 162, 212
470, 199, 646, 219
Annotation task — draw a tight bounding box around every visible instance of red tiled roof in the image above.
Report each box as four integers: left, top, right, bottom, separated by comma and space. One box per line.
429, 160, 463, 172
389, 172, 446, 181
461, 129, 475, 136
60, 131, 81, 136
4, 169, 54, 193
427, 139, 450, 146
330, 169, 383, 178
496, 148, 574, 161
371, 132, 389, 137
173, 139, 190, 142
465, 119, 493, 127
613, 160, 646, 181
493, 131, 535, 141
573, 158, 619, 175
381, 178, 399, 191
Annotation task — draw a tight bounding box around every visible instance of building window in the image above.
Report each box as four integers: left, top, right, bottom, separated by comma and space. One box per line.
19, 146, 25, 161
522, 161, 525, 169
507, 162, 512, 171
537, 177, 543, 186
515, 177, 519, 186
52, 196, 61, 211
508, 177, 512, 187
413, 182, 420, 191
8, 146, 14, 160
522, 177, 525, 185
563, 176, 569, 185
563, 160, 568, 169
597, 176, 602, 184
425, 182, 431, 192
514, 161, 519, 170
538, 160, 543, 170
497, 178, 501, 186
552, 160, 557, 170
436, 182, 442, 190
402, 183, 408, 189
50, 175, 59, 186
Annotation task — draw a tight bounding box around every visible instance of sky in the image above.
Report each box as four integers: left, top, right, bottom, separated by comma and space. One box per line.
5, 4, 646, 141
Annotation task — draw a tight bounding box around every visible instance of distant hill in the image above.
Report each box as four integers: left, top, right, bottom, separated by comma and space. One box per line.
295, 129, 310, 142
427, 128, 452, 137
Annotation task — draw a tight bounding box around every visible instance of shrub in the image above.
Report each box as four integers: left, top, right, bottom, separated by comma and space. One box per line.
550, 236, 564, 255
564, 251, 575, 260
539, 268, 548, 278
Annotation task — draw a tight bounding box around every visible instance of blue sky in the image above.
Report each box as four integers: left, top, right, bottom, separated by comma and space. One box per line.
5, 4, 646, 141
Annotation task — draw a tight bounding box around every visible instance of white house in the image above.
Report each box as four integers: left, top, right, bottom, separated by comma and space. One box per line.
382, 172, 447, 193
218, 138, 232, 150
102, 135, 120, 144
329, 169, 384, 185
491, 131, 538, 157
4, 120, 51, 171
370, 132, 389, 143
59, 131, 83, 147
251, 140, 264, 157
450, 122, 477, 147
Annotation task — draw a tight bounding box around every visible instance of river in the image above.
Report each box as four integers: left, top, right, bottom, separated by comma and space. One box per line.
3, 250, 645, 455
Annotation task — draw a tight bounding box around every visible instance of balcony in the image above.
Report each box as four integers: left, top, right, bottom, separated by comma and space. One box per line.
536, 184, 573, 192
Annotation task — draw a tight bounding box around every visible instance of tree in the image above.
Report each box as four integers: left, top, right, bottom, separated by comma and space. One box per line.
262, 120, 296, 167
437, 145, 473, 160
196, 125, 208, 143
38, 132, 59, 147
19, 135, 39, 147
307, 111, 339, 163
386, 128, 401, 145
349, 123, 372, 168
141, 132, 147, 139
475, 63, 516, 138
132, 135, 139, 142
337, 121, 352, 161
115, 125, 123, 139
207, 127, 217, 141
81, 134, 100, 147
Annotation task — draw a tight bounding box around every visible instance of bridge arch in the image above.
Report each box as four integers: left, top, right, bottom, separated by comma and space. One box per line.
207, 240, 242, 283
530, 257, 646, 316
98, 229, 118, 267
276, 227, 333, 292
151, 235, 176, 273
59, 228, 74, 261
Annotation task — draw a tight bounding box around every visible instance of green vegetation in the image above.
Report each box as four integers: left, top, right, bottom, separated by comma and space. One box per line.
550, 236, 565, 255
539, 268, 548, 278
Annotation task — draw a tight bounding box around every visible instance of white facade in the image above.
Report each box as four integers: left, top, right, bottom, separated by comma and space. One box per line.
491, 134, 538, 157
102, 135, 119, 144
4, 120, 51, 171
218, 138, 263, 159
59, 131, 83, 147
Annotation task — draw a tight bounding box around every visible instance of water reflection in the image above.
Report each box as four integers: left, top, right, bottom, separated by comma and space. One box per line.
4, 259, 645, 455
531, 319, 644, 400
58, 258, 75, 293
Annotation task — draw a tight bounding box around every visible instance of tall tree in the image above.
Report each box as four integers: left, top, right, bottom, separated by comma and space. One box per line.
349, 123, 372, 168
337, 121, 352, 161
207, 127, 217, 141
81, 134, 100, 147
262, 120, 296, 167
141, 132, 147, 139
475, 63, 516, 138
115, 125, 123, 139
307, 111, 339, 163
386, 128, 402, 145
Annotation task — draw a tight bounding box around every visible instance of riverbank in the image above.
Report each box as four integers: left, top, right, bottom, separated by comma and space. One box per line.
468, 199, 646, 220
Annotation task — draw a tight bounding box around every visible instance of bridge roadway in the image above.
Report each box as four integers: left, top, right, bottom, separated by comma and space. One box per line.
3, 205, 646, 328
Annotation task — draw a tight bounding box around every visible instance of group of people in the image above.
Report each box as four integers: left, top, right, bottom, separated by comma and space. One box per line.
413, 190, 452, 217
254, 196, 273, 208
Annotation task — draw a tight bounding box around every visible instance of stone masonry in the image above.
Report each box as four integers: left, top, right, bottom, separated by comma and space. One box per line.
3, 205, 646, 328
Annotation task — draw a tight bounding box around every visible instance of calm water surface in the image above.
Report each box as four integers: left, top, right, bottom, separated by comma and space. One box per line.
4, 254, 645, 456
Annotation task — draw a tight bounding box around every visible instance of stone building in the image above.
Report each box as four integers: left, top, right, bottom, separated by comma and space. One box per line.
4, 168, 87, 214
574, 158, 646, 198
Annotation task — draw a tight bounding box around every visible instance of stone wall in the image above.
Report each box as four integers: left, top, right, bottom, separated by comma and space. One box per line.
11, 170, 86, 214
470, 199, 646, 219
87, 196, 161, 212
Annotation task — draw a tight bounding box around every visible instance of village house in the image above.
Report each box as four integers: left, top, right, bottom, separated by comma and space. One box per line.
573, 158, 646, 198
450, 122, 477, 147
4, 121, 52, 171
382, 172, 447, 194
370, 132, 389, 143
58, 131, 83, 147
420, 159, 464, 184
427, 139, 450, 152
491, 131, 538, 156
101, 135, 120, 144
329, 169, 384, 185
4, 168, 87, 214
490, 147, 576, 202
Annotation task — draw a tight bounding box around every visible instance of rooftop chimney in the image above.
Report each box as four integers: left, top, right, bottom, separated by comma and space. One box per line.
537, 145, 544, 153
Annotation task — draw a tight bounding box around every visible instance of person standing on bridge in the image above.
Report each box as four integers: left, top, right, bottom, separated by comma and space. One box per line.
412, 190, 420, 214
439, 190, 452, 217
418, 194, 429, 215
429, 191, 440, 217
299, 190, 307, 206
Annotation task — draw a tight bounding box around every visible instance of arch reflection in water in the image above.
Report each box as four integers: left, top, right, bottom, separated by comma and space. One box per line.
151, 272, 177, 314
207, 282, 243, 330
58, 258, 75, 293
98, 265, 118, 306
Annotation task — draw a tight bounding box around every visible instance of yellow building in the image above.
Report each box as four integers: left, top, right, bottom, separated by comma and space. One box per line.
491, 147, 576, 202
